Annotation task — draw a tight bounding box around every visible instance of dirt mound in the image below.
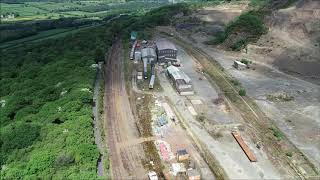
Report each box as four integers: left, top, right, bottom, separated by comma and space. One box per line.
249, 0, 320, 84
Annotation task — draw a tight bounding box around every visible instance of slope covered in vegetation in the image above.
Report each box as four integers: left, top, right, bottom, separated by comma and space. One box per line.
0, 25, 113, 179
0, 3, 201, 178
211, 0, 297, 50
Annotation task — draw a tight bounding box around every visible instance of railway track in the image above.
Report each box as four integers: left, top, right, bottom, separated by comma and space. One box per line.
104, 39, 147, 179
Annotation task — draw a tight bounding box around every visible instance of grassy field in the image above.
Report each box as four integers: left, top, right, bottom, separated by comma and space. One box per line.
1, 1, 169, 22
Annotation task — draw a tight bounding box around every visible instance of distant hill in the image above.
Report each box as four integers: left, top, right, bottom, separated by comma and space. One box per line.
2, 0, 121, 3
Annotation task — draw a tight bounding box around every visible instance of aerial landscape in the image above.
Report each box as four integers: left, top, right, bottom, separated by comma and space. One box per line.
0, 0, 319, 179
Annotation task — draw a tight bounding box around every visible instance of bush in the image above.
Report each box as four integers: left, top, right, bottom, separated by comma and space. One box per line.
231, 38, 246, 51
231, 79, 241, 86
55, 152, 75, 167
239, 89, 246, 96
269, 127, 284, 141
1, 122, 40, 153
196, 114, 206, 123
212, 31, 227, 44
240, 58, 250, 65
286, 151, 293, 158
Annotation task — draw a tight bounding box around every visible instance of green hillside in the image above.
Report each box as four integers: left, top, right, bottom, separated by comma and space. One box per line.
0, 25, 114, 179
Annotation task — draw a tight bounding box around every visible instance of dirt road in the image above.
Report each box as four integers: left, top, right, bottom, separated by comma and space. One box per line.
92, 66, 105, 176
104, 39, 146, 179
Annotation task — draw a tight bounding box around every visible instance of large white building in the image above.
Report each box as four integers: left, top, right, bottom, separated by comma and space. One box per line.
166, 65, 193, 95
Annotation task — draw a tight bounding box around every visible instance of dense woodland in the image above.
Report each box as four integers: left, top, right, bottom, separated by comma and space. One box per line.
0, 25, 115, 178
0, 18, 101, 43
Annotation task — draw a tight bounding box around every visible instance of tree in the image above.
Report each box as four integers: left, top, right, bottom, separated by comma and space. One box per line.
94, 48, 104, 63
239, 89, 246, 96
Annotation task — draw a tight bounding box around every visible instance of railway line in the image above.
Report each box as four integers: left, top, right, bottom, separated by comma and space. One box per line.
104, 39, 147, 179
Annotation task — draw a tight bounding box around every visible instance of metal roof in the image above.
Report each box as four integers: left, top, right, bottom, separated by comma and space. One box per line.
177, 149, 188, 155
156, 39, 177, 51
167, 66, 191, 83
141, 47, 156, 57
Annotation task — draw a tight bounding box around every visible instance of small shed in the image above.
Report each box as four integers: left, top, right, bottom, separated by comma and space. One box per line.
234, 60, 247, 70
177, 149, 189, 162
187, 169, 201, 180
137, 72, 143, 80
131, 31, 137, 41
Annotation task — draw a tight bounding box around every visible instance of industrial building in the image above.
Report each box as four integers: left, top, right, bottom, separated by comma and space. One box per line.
141, 47, 156, 63
187, 169, 201, 180
176, 149, 189, 162
141, 47, 157, 79
167, 66, 194, 95
156, 39, 178, 63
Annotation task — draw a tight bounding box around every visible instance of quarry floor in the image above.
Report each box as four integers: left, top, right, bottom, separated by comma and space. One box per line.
158, 1, 320, 174
154, 41, 282, 179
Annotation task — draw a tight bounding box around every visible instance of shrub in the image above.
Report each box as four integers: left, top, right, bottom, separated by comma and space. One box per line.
269, 127, 284, 141
231, 79, 241, 86
286, 151, 293, 158
240, 58, 250, 65
1, 122, 40, 153
196, 114, 206, 123
239, 89, 246, 96
213, 31, 227, 44
231, 39, 246, 51
55, 152, 75, 167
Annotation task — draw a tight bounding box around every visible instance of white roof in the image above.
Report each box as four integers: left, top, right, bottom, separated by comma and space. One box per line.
171, 163, 186, 176
148, 171, 158, 180
167, 66, 191, 83
234, 60, 246, 66
156, 39, 177, 51
150, 75, 155, 85
141, 47, 156, 57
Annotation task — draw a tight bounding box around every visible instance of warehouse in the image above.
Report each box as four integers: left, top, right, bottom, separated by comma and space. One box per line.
156, 39, 177, 63
141, 47, 156, 79
141, 47, 156, 63
166, 65, 193, 95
